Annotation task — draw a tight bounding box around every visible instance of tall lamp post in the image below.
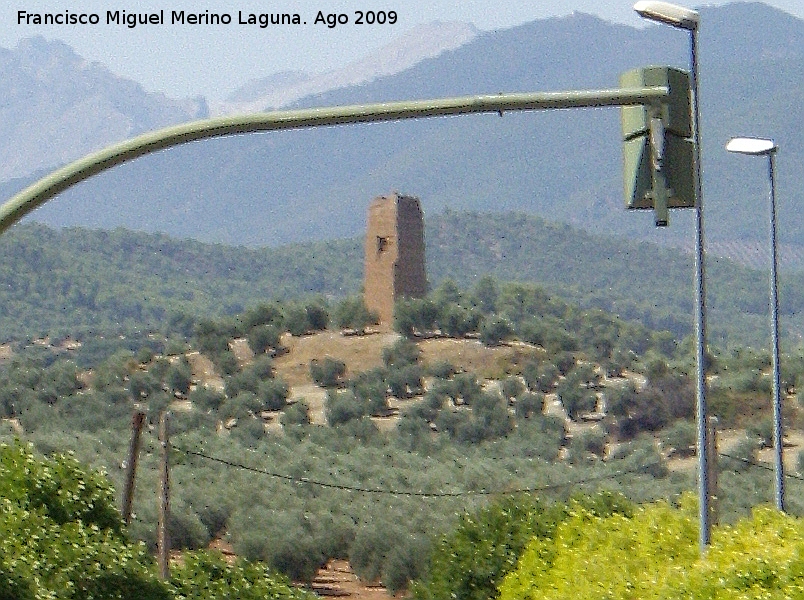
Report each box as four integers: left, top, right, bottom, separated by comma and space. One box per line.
633, 1, 710, 550
726, 136, 783, 512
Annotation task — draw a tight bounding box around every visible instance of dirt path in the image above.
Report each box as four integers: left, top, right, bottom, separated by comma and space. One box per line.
310, 560, 395, 600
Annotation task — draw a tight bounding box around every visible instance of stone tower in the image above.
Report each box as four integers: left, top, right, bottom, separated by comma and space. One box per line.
364, 193, 427, 326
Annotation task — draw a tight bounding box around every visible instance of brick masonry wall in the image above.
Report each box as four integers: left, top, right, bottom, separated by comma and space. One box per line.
364, 193, 427, 326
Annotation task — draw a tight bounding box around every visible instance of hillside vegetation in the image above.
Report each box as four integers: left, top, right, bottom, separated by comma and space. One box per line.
3, 276, 804, 592
2, 214, 803, 349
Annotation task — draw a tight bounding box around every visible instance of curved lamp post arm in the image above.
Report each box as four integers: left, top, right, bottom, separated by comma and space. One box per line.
0, 86, 667, 234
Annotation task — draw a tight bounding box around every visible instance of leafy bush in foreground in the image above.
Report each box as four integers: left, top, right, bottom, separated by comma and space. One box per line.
0, 441, 165, 599
499, 493, 804, 600
169, 551, 315, 600
410, 492, 633, 600
0, 442, 317, 600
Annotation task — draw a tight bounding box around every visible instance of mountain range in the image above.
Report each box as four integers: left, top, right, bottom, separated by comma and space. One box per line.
1, 2, 802, 263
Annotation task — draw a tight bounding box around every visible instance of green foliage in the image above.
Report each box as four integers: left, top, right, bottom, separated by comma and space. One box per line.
166, 358, 193, 396
479, 316, 514, 347
382, 338, 421, 368
411, 495, 551, 600
394, 298, 439, 338
500, 495, 804, 600
0, 441, 122, 532
500, 376, 525, 402
435, 392, 512, 443
169, 551, 316, 600
436, 303, 482, 338
310, 357, 347, 388
220, 392, 262, 421
0, 442, 167, 599
258, 378, 290, 411
566, 429, 607, 464
281, 401, 311, 428
660, 420, 697, 458
387, 364, 424, 400
555, 379, 596, 421
472, 275, 499, 314
283, 303, 312, 337
249, 324, 283, 355
325, 390, 369, 426
349, 521, 429, 594
333, 297, 377, 332
189, 386, 226, 412
412, 492, 632, 600
522, 361, 558, 393
514, 392, 545, 419
499, 495, 697, 600
747, 417, 775, 448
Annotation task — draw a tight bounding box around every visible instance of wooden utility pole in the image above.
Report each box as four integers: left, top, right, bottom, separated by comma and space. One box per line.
706, 416, 719, 527
121, 411, 146, 526
157, 411, 170, 581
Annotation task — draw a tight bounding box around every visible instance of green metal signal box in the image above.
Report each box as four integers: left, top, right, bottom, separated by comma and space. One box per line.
621, 66, 695, 214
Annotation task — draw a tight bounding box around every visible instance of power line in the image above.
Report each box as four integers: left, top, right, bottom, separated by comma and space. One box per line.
176, 446, 659, 498
719, 452, 804, 482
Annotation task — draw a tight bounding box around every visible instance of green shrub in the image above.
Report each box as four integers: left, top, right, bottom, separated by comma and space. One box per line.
500, 376, 525, 401
500, 494, 804, 600
259, 378, 290, 411
281, 401, 311, 427
167, 359, 193, 396
514, 392, 544, 419
220, 392, 262, 421
509, 415, 565, 461
249, 324, 283, 355
0, 442, 167, 599
190, 386, 226, 412
566, 429, 607, 464
411, 493, 632, 600
283, 304, 311, 337
479, 316, 514, 347
428, 360, 457, 379
169, 550, 316, 600
522, 361, 559, 393
660, 421, 697, 458
382, 338, 420, 368
325, 390, 368, 426
334, 297, 377, 332
310, 357, 347, 388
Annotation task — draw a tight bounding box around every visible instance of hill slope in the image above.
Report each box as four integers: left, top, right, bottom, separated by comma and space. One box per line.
2, 212, 803, 348
4, 4, 803, 257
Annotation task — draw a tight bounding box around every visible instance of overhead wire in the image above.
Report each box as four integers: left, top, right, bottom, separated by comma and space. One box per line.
176, 445, 662, 498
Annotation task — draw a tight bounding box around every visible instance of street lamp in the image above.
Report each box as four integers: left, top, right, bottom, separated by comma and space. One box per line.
726, 136, 783, 512
633, 1, 711, 550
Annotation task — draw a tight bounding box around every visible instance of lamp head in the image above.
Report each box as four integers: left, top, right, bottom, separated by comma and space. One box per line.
726, 137, 778, 156
634, 1, 699, 31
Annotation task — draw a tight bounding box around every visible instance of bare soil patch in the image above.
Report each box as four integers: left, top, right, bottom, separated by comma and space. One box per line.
417, 338, 542, 379
273, 331, 400, 387
310, 559, 395, 600
186, 351, 225, 391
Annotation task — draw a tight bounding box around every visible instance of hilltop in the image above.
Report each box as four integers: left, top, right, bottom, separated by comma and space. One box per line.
2, 211, 804, 350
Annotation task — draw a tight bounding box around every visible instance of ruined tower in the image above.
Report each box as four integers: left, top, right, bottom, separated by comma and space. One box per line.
364, 193, 427, 326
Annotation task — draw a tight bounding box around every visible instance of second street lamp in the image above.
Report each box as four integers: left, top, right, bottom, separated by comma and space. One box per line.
726, 136, 784, 512
634, 0, 711, 550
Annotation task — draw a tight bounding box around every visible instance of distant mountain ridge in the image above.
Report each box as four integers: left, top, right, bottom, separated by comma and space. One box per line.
2, 3, 804, 263
0, 36, 208, 181
213, 21, 479, 113
0, 22, 478, 181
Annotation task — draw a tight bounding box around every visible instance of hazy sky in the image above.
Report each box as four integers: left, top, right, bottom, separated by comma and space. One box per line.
3, 1, 803, 101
